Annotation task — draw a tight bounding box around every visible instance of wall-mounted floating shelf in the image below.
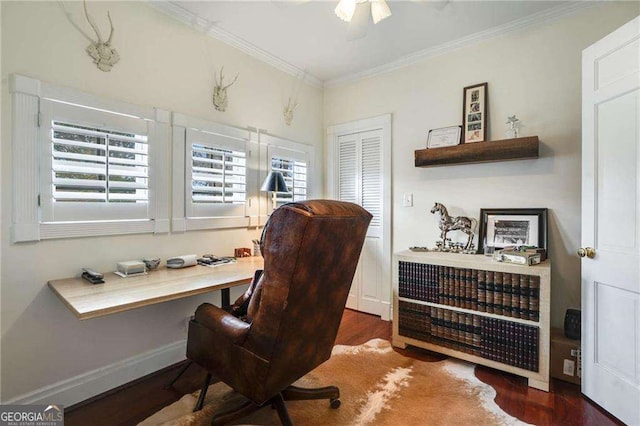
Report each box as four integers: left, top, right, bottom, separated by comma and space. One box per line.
415, 136, 539, 167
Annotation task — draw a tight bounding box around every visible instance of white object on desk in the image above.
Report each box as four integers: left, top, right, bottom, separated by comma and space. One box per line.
167, 254, 197, 269
117, 260, 146, 275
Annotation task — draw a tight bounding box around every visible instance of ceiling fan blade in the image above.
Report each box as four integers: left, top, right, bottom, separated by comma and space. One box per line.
347, 2, 370, 41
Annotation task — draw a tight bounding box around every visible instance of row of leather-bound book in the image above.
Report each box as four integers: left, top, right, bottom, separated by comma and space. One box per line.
398, 301, 539, 372
398, 262, 540, 321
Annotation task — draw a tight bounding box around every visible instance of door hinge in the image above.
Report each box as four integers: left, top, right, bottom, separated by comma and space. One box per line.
36, 112, 41, 127
37, 194, 41, 206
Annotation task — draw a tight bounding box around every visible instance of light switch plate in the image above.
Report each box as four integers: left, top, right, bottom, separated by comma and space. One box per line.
403, 193, 413, 207
563, 359, 575, 376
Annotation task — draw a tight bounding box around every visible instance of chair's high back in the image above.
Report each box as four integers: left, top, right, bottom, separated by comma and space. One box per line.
241, 200, 371, 400
187, 200, 371, 408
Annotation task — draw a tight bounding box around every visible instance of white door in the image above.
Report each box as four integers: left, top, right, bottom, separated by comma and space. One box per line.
582, 16, 640, 425
330, 115, 391, 320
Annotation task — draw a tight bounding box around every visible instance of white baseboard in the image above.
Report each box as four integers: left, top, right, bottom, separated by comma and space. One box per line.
380, 301, 392, 322
3, 339, 187, 407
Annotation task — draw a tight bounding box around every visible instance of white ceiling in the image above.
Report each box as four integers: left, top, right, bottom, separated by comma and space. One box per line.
156, 1, 587, 86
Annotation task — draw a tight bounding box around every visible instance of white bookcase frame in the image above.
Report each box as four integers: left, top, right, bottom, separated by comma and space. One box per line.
392, 250, 551, 391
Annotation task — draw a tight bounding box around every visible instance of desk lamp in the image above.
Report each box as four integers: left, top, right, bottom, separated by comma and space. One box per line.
261, 171, 290, 212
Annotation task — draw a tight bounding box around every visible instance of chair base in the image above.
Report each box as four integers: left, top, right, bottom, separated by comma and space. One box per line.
193, 377, 341, 426
164, 360, 193, 389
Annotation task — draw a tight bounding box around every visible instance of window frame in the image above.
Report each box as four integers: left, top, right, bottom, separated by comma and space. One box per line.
186, 128, 248, 219
259, 132, 314, 219
171, 113, 258, 232
10, 74, 170, 242
39, 100, 152, 223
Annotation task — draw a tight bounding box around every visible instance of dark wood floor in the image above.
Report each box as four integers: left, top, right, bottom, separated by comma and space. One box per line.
65, 309, 621, 426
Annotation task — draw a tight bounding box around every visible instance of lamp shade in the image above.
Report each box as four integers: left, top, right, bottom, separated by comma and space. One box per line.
261, 171, 290, 193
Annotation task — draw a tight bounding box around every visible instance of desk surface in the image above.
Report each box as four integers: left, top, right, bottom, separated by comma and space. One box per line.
48, 257, 263, 320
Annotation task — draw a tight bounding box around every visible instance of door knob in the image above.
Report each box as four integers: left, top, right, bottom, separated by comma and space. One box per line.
577, 247, 596, 258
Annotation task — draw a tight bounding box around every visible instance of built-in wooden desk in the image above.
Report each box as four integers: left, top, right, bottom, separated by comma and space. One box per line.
48, 257, 263, 320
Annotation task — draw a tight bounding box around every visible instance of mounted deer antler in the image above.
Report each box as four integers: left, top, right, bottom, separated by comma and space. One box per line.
283, 97, 299, 126
212, 67, 239, 112
61, 0, 120, 72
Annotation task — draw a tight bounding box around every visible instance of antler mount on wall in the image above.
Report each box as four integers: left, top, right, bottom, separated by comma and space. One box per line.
212, 67, 239, 112
64, 0, 120, 72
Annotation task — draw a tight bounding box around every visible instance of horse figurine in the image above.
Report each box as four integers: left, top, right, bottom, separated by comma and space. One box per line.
430, 202, 477, 250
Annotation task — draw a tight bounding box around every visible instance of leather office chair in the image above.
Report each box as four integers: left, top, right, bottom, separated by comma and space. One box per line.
186, 200, 372, 425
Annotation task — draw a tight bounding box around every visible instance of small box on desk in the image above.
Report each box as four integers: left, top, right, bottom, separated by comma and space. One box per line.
550, 328, 581, 385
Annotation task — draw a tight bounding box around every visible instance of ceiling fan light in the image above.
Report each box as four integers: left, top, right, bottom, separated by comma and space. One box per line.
371, 0, 391, 24
335, 0, 356, 22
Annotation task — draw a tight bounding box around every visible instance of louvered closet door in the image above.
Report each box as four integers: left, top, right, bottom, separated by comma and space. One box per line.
337, 129, 384, 316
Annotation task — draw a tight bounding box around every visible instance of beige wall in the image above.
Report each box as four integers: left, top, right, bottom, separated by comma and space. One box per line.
2, 0, 638, 405
0, 1, 323, 402
324, 2, 639, 329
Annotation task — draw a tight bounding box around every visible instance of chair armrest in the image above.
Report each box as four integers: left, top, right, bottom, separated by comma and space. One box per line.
194, 303, 250, 345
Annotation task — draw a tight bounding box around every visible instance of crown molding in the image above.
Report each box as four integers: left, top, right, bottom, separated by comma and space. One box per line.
148, 1, 323, 88
150, 1, 596, 90
324, 1, 596, 88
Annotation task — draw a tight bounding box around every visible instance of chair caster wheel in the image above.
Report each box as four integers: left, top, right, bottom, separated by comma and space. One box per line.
330, 398, 341, 409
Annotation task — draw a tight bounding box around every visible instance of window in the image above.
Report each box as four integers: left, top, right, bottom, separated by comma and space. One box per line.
10, 74, 169, 242
172, 115, 253, 231
262, 133, 313, 216
185, 128, 248, 220
40, 100, 154, 224
48, 121, 149, 216
271, 156, 307, 204
191, 143, 246, 206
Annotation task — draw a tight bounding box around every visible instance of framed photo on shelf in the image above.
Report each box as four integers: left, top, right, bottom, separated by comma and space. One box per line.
462, 82, 488, 143
477, 208, 547, 254
427, 125, 462, 148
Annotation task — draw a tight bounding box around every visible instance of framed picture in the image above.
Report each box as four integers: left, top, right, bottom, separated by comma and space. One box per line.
462, 82, 488, 143
427, 125, 462, 148
477, 208, 547, 254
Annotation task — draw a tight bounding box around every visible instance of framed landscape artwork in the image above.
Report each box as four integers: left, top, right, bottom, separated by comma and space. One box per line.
477, 208, 548, 254
462, 82, 488, 143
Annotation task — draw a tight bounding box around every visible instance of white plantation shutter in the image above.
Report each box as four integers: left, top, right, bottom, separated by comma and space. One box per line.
361, 133, 382, 227
265, 140, 312, 213
186, 128, 248, 219
51, 122, 149, 203
338, 135, 358, 204
191, 144, 246, 204
271, 156, 307, 204
40, 100, 152, 223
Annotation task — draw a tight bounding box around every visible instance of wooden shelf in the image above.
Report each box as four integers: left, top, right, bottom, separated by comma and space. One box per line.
414, 136, 539, 167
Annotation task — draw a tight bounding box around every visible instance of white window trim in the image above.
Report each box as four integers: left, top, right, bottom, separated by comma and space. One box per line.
171, 113, 258, 232
10, 74, 170, 242
258, 131, 315, 224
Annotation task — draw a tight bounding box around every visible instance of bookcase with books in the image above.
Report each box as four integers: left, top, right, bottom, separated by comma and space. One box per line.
392, 250, 551, 391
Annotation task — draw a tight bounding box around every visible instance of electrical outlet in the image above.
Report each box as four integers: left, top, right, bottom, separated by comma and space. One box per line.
563, 359, 575, 376
403, 193, 413, 207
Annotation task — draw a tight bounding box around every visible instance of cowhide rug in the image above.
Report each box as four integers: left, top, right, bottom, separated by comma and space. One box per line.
140, 339, 528, 426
